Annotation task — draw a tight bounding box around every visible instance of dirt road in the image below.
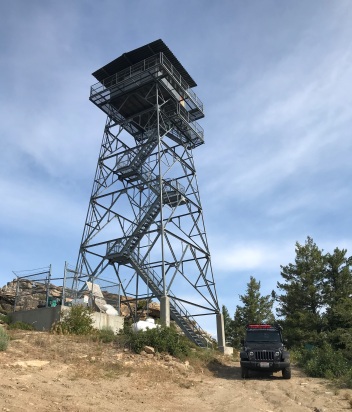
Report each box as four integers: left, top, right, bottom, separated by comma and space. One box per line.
0, 331, 350, 412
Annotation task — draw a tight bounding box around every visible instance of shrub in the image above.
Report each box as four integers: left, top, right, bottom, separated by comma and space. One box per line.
338, 368, 352, 389
297, 342, 350, 379
125, 325, 192, 358
0, 326, 9, 351
52, 305, 94, 335
97, 327, 116, 343
137, 299, 150, 311
7, 321, 34, 331
0, 313, 11, 324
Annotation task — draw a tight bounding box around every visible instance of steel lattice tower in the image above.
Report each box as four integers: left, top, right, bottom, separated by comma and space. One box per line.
76, 40, 225, 347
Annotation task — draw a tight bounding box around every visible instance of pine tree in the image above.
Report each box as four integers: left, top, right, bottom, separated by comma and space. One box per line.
323, 247, 352, 308
232, 276, 275, 348
323, 248, 352, 356
222, 305, 234, 345
276, 237, 325, 347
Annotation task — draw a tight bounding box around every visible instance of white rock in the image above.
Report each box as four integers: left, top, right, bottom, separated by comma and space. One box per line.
144, 345, 155, 354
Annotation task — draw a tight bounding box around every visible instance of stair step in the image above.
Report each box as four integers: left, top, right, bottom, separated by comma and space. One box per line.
128, 256, 207, 348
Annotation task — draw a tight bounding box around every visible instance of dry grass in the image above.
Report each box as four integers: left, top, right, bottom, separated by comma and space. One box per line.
5, 329, 231, 387
7, 330, 124, 378
341, 392, 352, 409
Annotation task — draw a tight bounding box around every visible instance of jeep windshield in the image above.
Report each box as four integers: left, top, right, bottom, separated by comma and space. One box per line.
246, 330, 281, 342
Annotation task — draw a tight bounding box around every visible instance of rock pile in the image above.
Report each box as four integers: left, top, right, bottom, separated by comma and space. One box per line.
0, 279, 161, 320
0, 279, 63, 313
0, 288, 14, 314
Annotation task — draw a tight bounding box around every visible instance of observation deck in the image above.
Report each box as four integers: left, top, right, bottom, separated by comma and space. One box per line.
90, 40, 204, 148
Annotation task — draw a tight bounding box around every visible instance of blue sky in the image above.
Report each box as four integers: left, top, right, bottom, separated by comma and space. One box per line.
1, 0, 352, 332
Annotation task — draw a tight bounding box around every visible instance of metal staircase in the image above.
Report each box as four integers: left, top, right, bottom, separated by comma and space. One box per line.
107, 192, 160, 262
107, 157, 208, 346
106, 177, 186, 259
129, 252, 208, 347
115, 134, 158, 182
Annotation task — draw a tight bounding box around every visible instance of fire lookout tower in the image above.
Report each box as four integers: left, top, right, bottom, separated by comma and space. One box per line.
76, 40, 225, 348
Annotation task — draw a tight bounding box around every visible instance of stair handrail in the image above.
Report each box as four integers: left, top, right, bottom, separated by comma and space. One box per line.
130, 250, 207, 343
107, 175, 188, 258
90, 53, 203, 116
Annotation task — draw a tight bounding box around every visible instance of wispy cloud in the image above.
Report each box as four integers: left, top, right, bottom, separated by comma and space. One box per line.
1, 0, 352, 326
198, 22, 352, 240
0, 175, 84, 236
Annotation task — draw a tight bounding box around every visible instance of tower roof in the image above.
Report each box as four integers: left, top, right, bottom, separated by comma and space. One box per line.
92, 39, 197, 88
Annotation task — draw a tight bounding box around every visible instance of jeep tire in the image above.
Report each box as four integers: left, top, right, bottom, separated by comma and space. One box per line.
282, 367, 291, 379
241, 366, 249, 379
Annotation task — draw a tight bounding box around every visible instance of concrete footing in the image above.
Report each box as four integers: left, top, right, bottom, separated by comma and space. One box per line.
218, 346, 234, 356
160, 295, 170, 327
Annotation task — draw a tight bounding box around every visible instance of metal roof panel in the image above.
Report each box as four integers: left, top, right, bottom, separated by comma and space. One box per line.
92, 39, 197, 88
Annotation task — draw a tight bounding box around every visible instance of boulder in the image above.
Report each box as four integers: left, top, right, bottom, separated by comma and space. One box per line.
144, 346, 155, 355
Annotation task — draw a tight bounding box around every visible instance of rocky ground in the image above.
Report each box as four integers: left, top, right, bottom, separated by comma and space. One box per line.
1, 330, 352, 412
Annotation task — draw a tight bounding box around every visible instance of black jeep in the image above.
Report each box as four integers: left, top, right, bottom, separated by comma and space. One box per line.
240, 324, 291, 379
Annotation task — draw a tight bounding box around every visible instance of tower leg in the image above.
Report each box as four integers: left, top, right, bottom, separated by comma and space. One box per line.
160, 295, 170, 327
216, 312, 226, 350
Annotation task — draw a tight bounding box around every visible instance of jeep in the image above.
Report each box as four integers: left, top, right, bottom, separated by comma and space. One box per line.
240, 324, 291, 379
